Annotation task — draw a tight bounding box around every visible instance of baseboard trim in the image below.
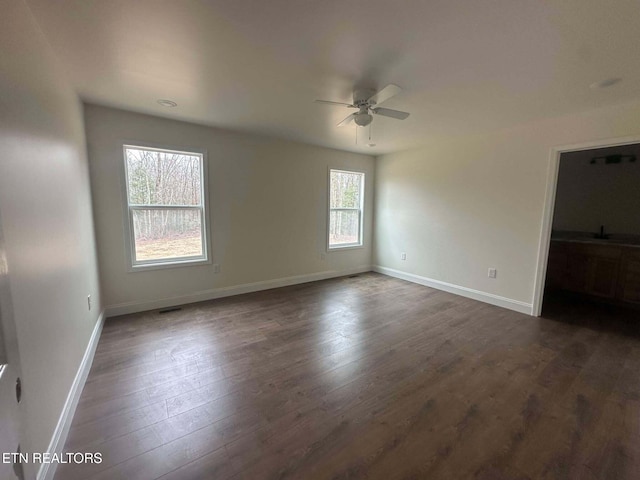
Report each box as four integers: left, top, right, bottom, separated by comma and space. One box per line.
37, 310, 105, 480
373, 265, 534, 315
105, 265, 373, 317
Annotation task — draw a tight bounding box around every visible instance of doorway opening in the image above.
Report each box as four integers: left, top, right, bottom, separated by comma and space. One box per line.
536, 140, 640, 321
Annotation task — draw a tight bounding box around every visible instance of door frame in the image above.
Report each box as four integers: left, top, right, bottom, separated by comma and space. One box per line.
531, 134, 640, 316
0, 210, 25, 479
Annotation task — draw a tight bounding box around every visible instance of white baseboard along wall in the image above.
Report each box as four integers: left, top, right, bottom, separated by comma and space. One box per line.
104, 265, 374, 317
373, 265, 534, 315
38, 311, 105, 480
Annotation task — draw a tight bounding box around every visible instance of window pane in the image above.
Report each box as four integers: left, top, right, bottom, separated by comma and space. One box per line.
132, 209, 203, 262
330, 171, 362, 208
329, 210, 360, 246
125, 147, 202, 206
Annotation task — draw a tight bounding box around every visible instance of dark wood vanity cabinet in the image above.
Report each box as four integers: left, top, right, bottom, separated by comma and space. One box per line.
547, 241, 639, 304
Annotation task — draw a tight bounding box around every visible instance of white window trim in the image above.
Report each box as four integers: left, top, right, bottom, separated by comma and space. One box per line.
327, 168, 365, 251
121, 143, 211, 272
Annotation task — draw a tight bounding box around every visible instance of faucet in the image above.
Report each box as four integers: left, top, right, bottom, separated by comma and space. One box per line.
594, 225, 609, 239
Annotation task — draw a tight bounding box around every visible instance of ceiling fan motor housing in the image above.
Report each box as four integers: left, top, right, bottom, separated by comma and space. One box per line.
314, 84, 408, 128
353, 89, 376, 126
353, 88, 376, 106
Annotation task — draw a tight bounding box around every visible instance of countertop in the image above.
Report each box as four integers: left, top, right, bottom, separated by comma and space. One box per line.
551, 237, 640, 249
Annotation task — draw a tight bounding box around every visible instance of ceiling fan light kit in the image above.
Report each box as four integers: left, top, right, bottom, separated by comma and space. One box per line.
315, 84, 410, 128
354, 111, 373, 127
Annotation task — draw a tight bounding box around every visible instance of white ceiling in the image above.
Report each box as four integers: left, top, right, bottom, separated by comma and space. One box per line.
25, 0, 640, 154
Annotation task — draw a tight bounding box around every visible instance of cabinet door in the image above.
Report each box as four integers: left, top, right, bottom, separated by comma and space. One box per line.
586, 257, 619, 298
619, 251, 640, 304
546, 244, 568, 290
565, 252, 590, 293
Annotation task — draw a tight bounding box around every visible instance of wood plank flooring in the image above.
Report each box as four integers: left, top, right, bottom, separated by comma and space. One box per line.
55, 273, 640, 479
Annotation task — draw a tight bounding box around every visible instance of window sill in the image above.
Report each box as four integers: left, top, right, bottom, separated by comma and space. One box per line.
328, 244, 365, 251
129, 258, 211, 272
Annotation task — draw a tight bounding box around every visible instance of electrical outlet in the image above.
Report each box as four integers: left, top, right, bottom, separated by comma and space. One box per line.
401, 252, 407, 260
213, 264, 220, 274
87, 295, 91, 311
488, 268, 497, 279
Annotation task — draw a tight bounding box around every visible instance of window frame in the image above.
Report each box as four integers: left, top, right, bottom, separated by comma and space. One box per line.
122, 143, 211, 271
327, 168, 365, 251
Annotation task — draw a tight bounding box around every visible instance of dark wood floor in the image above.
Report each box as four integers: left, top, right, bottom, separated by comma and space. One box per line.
56, 273, 640, 480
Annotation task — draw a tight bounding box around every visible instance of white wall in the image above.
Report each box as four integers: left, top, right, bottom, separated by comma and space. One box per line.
375, 99, 640, 310
0, 0, 101, 477
84, 105, 374, 313
553, 144, 640, 235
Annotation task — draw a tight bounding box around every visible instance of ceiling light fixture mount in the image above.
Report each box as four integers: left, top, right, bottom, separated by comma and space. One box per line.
157, 99, 178, 107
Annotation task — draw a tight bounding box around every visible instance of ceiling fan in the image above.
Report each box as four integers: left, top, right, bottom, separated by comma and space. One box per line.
315, 84, 410, 127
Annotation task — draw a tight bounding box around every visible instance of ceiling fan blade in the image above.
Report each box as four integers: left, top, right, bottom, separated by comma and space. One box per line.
372, 107, 410, 120
367, 84, 402, 106
314, 100, 356, 108
337, 113, 356, 127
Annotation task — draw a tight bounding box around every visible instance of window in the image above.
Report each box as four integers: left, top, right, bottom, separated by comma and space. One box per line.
328, 169, 364, 249
123, 145, 209, 269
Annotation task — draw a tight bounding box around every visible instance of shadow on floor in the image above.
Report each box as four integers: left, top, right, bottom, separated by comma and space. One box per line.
542, 290, 640, 337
